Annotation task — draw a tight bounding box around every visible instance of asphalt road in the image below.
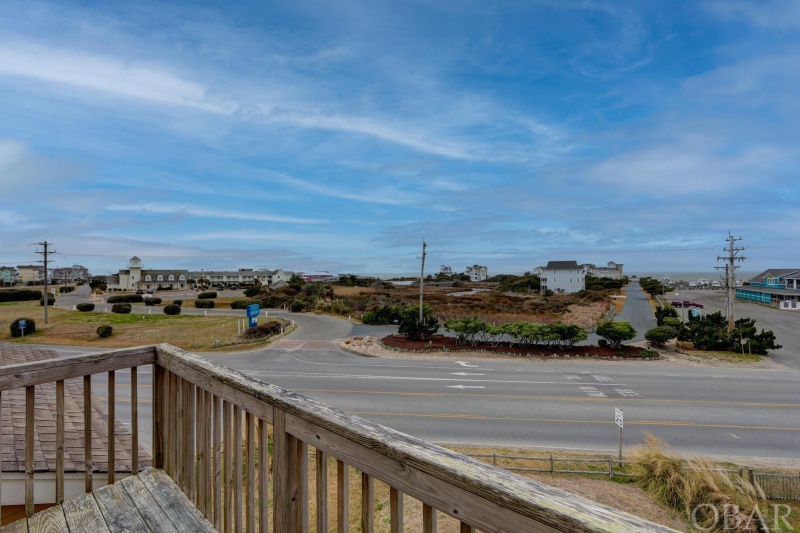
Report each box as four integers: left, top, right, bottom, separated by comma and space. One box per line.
613, 282, 657, 341
44, 285, 799, 461
665, 289, 800, 369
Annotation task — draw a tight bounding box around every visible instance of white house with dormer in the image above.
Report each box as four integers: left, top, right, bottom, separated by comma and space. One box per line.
536, 261, 586, 294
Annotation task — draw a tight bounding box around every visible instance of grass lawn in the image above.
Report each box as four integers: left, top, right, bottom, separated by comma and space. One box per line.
0, 301, 285, 351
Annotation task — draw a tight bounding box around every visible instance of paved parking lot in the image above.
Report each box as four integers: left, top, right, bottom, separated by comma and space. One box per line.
665, 289, 800, 369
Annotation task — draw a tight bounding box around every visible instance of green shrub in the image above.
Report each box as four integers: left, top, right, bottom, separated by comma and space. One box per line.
144, 297, 162, 306
198, 291, 217, 300
290, 300, 305, 312
40, 295, 56, 306
661, 317, 681, 328
107, 294, 144, 303
241, 320, 284, 339
194, 299, 215, 309
76, 303, 95, 312
96, 325, 113, 338
244, 287, 261, 298
596, 321, 637, 349
230, 300, 259, 310
58, 286, 75, 294
0, 289, 41, 302
398, 305, 439, 341
644, 326, 678, 347
172, 300, 182, 306
164, 304, 181, 315
9, 317, 35, 337
111, 303, 132, 314
598, 338, 609, 348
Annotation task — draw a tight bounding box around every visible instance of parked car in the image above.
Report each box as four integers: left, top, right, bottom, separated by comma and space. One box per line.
670, 300, 704, 309
217, 286, 225, 290
146, 289, 154, 294
135, 289, 144, 295
229, 285, 238, 290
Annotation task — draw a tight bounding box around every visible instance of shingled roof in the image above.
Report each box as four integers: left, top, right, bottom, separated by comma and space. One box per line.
0, 343, 149, 473
545, 261, 581, 270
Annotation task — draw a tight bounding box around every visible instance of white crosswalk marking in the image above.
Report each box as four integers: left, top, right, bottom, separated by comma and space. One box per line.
564, 375, 581, 380
615, 389, 640, 398
592, 375, 613, 382
579, 386, 607, 398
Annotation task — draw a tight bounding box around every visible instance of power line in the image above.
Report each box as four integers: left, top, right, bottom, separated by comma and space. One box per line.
715, 232, 746, 333
33, 241, 58, 325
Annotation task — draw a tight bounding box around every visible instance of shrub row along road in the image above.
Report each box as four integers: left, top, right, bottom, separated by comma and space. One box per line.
48, 286, 799, 461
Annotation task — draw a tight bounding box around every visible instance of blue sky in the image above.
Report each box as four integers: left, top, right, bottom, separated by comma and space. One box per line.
1, 0, 798, 277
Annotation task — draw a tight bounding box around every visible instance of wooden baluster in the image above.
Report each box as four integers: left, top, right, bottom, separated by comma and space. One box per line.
390, 487, 403, 533
316, 450, 328, 533
362, 472, 374, 533
297, 439, 309, 532
84, 375, 93, 493
274, 408, 299, 532
186, 381, 196, 500
234, 405, 243, 533
223, 400, 233, 533
153, 365, 165, 470
108, 370, 115, 484
175, 376, 183, 488
423, 504, 437, 533
131, 367, 138, 475
205, 389, 213, 519
246, 412, 255, 533
337, 460, 349, 533
25, 385, 34, 517
460, 522, 476, 533
258, 418, 269, 533
214, 395, 223, 531
197, 386, 205, 511
56, 379, 65, 504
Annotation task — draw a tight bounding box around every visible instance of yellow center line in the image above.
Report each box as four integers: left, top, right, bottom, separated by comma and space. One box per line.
350, 411, 800, 432
290, 389, 799, 408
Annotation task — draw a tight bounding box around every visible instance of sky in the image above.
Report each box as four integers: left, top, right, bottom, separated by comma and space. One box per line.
1, 0, 798, 277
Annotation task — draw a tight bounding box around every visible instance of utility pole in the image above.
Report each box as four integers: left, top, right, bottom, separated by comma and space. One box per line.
33, 241, 57, 324
715, 232, 745, 333
419, 240, 427, 323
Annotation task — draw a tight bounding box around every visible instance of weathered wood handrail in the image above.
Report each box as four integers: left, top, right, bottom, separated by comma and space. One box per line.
1, 343, 679, 532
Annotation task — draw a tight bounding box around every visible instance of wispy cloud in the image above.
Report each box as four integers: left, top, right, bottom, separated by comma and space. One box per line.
105, 203, 327, 225
704, 0, 800, 30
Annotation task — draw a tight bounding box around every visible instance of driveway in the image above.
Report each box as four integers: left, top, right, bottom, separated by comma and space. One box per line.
612, 282, 656, 342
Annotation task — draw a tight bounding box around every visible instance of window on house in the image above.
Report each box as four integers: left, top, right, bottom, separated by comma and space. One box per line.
157, 275, 164, 281
145, 275, 152, 282
179, 275, 186, 281
168, 275, 175, 281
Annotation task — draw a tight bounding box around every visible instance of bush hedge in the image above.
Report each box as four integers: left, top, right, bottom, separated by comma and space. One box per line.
107, 294, 144, 303
0, 289, 41, 302
9, 317, 36, 337
96, 325, 113, 338
230, 300, 259, 310
164, 304, 181, 315
644, 326, 678, 347
40, 296, 56, 306
241, 320, 283, 339
76, 303, 95, 312
58, 286, 75, 294
194, 299, 215, 309
198, 291, 217, 300
244, 287, 261, 298
172, 300, 183, 306
111, 303, 132, 314
144, 297, 162, 306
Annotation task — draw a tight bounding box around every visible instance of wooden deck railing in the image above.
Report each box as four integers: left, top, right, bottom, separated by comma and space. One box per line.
0, 343, 677, 532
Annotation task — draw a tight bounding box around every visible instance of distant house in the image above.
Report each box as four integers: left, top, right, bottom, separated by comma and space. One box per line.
0, 266, 19, 286
188, 268, 257, 286
585, 261, 624, 280
254, 268, 295, 287
536, 261, 586, 294
106, 256, 189, 291
440, 265, 453, 276
465, 265, 488, 282
16, 265, 44, 284
52, 264, 90, 283
737, 269, 800, 304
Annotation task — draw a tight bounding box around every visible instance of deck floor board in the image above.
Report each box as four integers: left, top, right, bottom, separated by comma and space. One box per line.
2, 469, 214, 533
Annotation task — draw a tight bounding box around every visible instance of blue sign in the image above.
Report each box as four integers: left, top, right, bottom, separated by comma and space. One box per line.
246, 304, 260, 318
18, 319, 26, 329
249, 315, 258, 328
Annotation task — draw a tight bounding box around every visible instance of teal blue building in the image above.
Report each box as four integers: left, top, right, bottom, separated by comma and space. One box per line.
736, 269, 800, 304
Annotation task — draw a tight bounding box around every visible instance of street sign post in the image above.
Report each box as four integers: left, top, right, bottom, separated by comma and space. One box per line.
615, 408, 623, 460
246, 304, 260, 328
19, 319, 26, 338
